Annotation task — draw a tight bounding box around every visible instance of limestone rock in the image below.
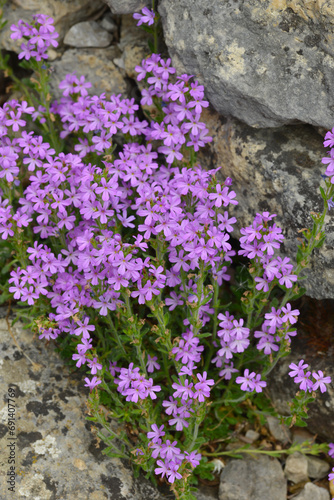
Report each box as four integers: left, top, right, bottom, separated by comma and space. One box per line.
266, 416, 291, 445
64, 21, 113, 48
0, 0, 105, 51
197, 107, 334, 299
103, 0, 150, 15
218, 455, 286, 500
50, 47, 126, 99
294, 482, 330, 500
244, 430, 260, 443
284, 452, 309, 483
118, 15, 148, 79
292, 428, 315, 446
0, 316, 160, 499
100, 13, 118, 34
306, 456, 330, 479
159, 0, 334, 129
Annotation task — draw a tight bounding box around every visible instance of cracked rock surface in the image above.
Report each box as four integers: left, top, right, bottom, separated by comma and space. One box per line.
0, 316, 161, 500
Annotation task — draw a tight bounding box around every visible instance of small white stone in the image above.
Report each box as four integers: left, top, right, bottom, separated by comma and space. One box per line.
32, 435, 61, 458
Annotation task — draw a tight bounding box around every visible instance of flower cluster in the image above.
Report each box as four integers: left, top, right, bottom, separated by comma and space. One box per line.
10, 14, 58, 61
239, 212, 297, 290
114, 363, 161, 402
146, 424, 201, 483
289, 360, 332, 393
1, 12, 332, 496
254, 303, 299, 355
236, 369, 266, 392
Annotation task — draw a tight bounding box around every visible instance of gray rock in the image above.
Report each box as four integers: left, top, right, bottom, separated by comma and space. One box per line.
218, 455, 287, 500
103, 0, 150, 15
64, 21, 113, 48
294, 482, 330, 500
244, 430, 260, 443
292, 429, 316, 446
159, 0, 334, 129
100, 13, 118, 34
306, 456, 330, 479
266, 416, 291, 445
195, 485, 218, 500
197, 107, 334, 300
284, 452, 309, 484
50, 47, 126, 99
0, 319, 160, 499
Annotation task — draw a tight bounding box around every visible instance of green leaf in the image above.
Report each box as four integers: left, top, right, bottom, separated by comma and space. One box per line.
197, 332, 213, 338
315, 235, 326, 248
319, 186, 327, 200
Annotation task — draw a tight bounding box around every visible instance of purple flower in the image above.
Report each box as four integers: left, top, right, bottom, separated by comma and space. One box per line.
154, 459, 169, 478
328, 443, 334, 458
84, 376, 102, 391
184, 450, 201, 468
172, 378, 194, 400
146, 354, 160, 373
253, 374, 267, 393
281, 303, 300, 324
133, 7, 155, 27
168, 415, 189, 431
236, 369, 256, 392
167, 463, 182, 483
289, 360, 309, 378
160, 440, 182, 461
219, 362, 239, 380
294, 371, 314, 392
312, 370, 331, 393
193, 372, 215, 402
87, 357, 103, 375
328, 466, 334, 482
147, 424, 165, 444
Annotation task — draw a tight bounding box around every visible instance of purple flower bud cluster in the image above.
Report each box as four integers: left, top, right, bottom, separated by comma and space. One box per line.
254, 303, 299, 355
239, 212, 297, 290
135, 53, 212, 155
288, 360, 332, 393
10, 14, 58, 61
322, 127, 334, 183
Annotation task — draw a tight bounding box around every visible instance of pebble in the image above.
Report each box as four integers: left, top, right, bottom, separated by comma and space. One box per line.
100, 13, 118, 34
266, 416, 291, 444
245, 430, 260, 443
64, 21, 113, 48
293, 482, 330, 500
284, 452, 309, 483
306, 456, 330, 479
219, 455, 287, 500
